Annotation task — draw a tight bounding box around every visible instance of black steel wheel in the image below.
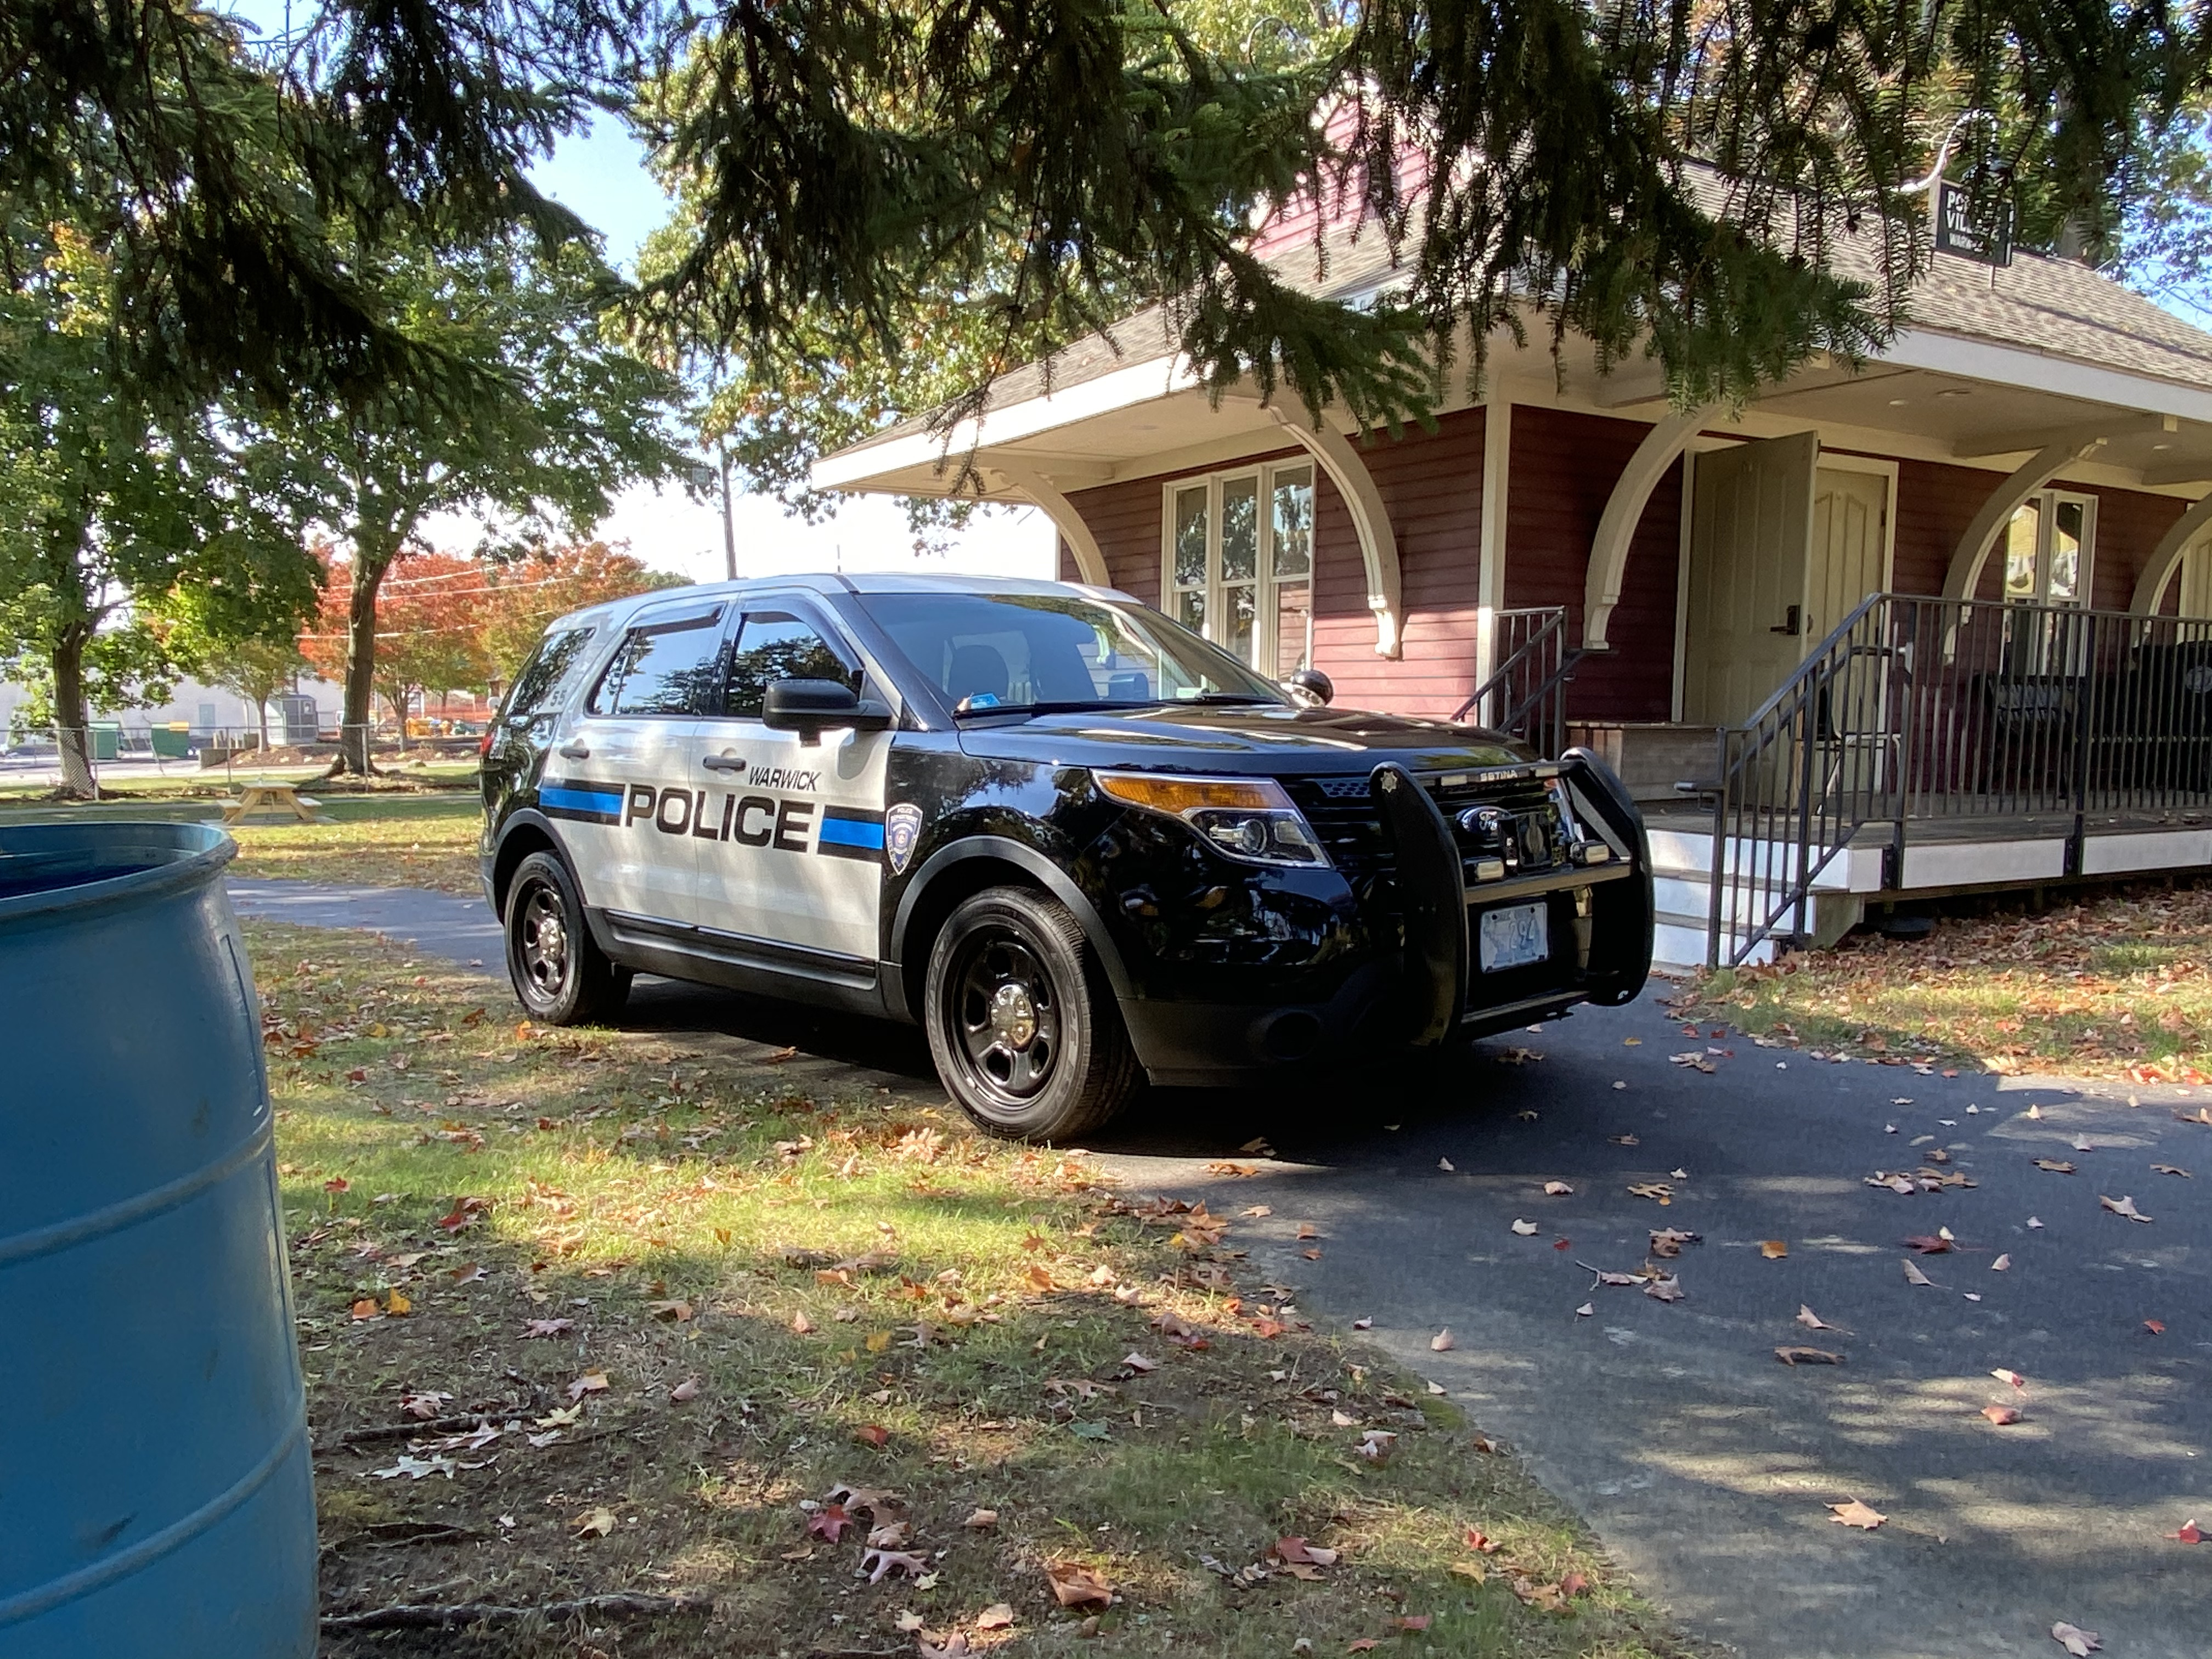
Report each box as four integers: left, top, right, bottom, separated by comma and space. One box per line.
923, 886, 1139, 1141
503, 850, 630, 1025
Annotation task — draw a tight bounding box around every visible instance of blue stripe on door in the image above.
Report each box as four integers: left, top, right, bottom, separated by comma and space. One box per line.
816, 813, 887, 851
540, 782, 625, 824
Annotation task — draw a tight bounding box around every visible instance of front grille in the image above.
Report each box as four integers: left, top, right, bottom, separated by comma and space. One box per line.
1288, 770, 1572, 890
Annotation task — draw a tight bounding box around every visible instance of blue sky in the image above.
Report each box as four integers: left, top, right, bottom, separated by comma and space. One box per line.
218, 2, 1049, 582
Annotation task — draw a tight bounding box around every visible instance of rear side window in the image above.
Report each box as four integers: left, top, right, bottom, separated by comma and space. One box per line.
721, 612, 858, 717
501, 626, 597, 721
589, 602, 727, 716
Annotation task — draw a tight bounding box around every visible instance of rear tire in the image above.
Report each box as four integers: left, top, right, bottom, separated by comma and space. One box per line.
923, 885, 1141, 1142
504, 851, 630, 1025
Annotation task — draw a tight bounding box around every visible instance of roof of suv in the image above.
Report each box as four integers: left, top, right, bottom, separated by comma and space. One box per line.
545, 571, 1135, 635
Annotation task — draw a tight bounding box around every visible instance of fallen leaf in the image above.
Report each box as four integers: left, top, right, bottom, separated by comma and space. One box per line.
1759, 1240, 1788, 1259
1543, 1180, 1573, 1196
1511, 1219, 1539, 1236
2073, 1134, 2097, 1152
975, 1604, 1016, 1630
1901, 1259, 1935, 1286
918, 1633, 971, 1659
1120, 1352, 1159, 1374
1295, 1222, 1319, 1240
2100, 1193, 2153, 1222
1357, 1429, 1396, 1465
963, 1508, 998, 1529
2145, 1319, 2166, 1335
2167, 1519, 2202, 1543
2033, 1159, 2077, 1175
1993, 1368, 2028, 1389
1438, 1157, 1456, 1172
1430, 1329, 1455, 1351
860, 1547, 930, 1583
791, 1311, 813, 1334
574, 1507, 617, 1537
1982, 1404, 2023, 1425
2028, 1215, 2044, 1228
1775, 1346, 1844, 1365
1044, 1561, 1114, 1608
1575, 1302, 1594, 1317
566, 1370, 608, 1402
646, 1298, 693, 1323
1902, 1235, 1953, 1255
855, 1424, 889, 1448
1828, 1499, 1886, 1530
2151, 1163, 2192, 1177
807, 1503, 853, 1543
1990, 1254, 2012, 1272
1643, 1274, 1685, 1302
2051, 1621, 2101, 1656
1389, 1615, 1432, 1631
670, 1376, 701, 1402
1628, 1182, 1674, 1205
1649, 1227, 1701, 1256
1797, 1305, 1846, 1332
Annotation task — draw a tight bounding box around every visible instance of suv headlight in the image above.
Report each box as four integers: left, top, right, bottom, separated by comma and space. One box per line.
1094, 771, 1330, 868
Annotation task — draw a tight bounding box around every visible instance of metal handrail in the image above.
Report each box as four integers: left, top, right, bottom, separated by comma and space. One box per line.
1707, 592, 2212, 968
1455, 607, 1581, 755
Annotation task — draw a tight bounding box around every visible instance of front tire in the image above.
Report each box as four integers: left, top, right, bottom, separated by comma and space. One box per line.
504, 851, 630, 1025
923, 886, 1141, 1142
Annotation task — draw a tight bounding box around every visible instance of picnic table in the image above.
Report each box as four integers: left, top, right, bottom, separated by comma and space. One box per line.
219, 783, 328, 825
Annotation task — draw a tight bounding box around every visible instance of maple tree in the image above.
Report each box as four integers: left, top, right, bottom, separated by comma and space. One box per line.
478, 541, 685, 685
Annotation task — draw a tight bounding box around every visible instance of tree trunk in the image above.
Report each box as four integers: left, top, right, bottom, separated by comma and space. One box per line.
336, 551, 392, 776
256, 689, 271, 753
51, 624, 97, 801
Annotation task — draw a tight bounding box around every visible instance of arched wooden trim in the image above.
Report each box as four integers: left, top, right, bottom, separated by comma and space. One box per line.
2133, 492, 2212, 614
1583, 404, 1722, 649
1943, 438, 2104, 601
1266, 409, 1403, 658
990, 462, 1110, 586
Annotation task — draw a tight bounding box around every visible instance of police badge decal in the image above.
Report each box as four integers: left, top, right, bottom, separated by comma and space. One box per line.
884, 803, 923, 875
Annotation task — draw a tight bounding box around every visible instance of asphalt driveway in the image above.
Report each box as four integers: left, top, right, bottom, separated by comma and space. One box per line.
232, 878, 2210, 1658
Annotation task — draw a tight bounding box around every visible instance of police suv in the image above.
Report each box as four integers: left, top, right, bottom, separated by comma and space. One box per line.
481, 574, 1653, 1140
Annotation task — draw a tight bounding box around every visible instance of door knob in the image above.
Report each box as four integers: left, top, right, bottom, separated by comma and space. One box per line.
556, 741, 590, 759
701, 753, 745, 772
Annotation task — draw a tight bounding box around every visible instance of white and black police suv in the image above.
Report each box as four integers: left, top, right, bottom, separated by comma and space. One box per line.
481, 574, 1653, 1140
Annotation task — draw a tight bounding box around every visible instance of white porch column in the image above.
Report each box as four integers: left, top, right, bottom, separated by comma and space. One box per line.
990, 461, 1111, 586
1265, 408, 1404, 658
1474, 399, 1513, 693
1583, 403, 1722, 649
1942, 438, 2107, 601
2133, 492, 2212, 613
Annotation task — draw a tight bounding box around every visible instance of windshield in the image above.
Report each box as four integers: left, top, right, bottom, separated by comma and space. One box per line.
855, 591, 1288, 715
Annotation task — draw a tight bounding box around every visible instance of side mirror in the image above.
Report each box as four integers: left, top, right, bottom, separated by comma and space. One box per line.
761, 679, 894, 743
1284, 667, 1334, 708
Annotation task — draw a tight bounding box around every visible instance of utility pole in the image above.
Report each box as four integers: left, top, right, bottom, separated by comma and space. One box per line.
718, 444, 738, 581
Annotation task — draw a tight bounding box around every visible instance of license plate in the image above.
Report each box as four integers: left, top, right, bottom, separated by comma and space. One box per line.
1478, 902, 1550, 972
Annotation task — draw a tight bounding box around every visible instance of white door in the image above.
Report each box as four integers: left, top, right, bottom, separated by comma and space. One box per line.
1681, 431, 1819, 725
552, 596, 729, 922
1807, 465, 1892, 640
690, 606, 891, 966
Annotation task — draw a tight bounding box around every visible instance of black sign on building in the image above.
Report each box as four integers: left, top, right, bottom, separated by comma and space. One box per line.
1935, 179, 2013, 267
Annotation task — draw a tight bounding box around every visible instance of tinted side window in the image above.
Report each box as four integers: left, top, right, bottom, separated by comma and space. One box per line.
589, 605, 726, 716
721, 612, 857, 717
501, 626, 597, 721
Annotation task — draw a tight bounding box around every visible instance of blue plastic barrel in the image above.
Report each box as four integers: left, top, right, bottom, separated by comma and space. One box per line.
0, 822, 315, 1657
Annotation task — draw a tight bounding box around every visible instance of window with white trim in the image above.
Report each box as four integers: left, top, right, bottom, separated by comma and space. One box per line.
1163, 463, 1316, 678
2002, 490, 2096, 606
2001, 489, 2097, 674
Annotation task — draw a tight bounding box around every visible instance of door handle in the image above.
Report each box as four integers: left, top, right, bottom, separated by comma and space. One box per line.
556, 740, 590, 759
701, 752, 745, 772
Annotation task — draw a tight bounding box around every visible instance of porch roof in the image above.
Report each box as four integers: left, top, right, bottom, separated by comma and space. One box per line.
813, 217, 2212, 502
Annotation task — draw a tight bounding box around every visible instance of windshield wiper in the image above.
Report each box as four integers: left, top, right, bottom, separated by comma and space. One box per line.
1173, 693, 1278, 705
951, 698, 1122, 718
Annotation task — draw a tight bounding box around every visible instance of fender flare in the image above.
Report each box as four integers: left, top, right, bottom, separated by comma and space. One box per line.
889, 836, 1137, 1003
490, 808, 575, 912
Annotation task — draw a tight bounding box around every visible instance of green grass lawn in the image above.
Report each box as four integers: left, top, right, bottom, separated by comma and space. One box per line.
258, 921, 1693, 1658
0, 791, 485, 893
1685, 880, 2212, 1084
